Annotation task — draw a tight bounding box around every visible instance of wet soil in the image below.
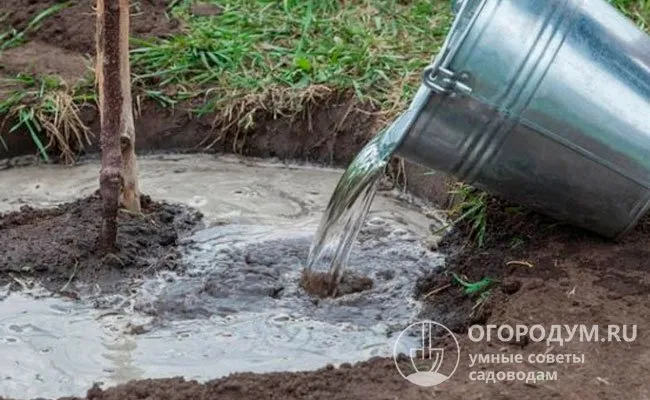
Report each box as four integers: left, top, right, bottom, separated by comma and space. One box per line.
2, 199, 639, 400
412, 198, 650, 399
300, 270, 374, 298
416, 198, 650, 332
55, 358, 431, 400
0, 192, 202, 294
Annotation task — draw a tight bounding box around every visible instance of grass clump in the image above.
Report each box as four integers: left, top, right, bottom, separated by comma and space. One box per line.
433, 183, 489, 247
611, 0, 649, 29
451, 272, 493, 296
129, 0, 452, 143
0, 74, 93, 163
451, 272, 494, 312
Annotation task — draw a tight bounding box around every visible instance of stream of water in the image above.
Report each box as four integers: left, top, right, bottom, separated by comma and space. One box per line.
306, 89, 428, 293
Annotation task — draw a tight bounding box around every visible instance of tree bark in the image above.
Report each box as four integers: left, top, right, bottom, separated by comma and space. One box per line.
117, 0, 140, 212
97, 0, 125, 250
97, 0, 140, 250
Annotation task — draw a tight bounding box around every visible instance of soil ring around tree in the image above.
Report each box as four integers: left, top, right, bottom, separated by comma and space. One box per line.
0, 192, 204, 295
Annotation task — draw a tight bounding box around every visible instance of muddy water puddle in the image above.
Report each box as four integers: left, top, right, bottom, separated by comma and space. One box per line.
0, 155, 445, 399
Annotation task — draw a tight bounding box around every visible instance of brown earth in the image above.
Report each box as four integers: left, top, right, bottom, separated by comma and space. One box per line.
1, 0, 180, 56
412, 199, 650, 399
0, 192, 203, 294
54, 358, 435, 400
0, 41, 90, 84
1, 1, 649, 400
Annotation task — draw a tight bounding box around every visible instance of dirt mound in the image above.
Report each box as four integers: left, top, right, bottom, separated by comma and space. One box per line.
406, 197, 650, 399
53, 358, 430, 400
1, 94, 386, 187
416, 198, 650, 332
2, 0, 180, 55
0, 192, 202, 293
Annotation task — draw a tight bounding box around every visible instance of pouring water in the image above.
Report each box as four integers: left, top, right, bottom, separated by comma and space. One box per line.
303, 99, 425, 297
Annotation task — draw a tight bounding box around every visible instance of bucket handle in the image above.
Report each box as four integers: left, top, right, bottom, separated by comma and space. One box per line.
422, 0, 478, 95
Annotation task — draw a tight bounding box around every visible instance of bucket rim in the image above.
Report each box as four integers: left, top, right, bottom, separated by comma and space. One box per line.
423, 0, 487, 92
392, 0, 488, 160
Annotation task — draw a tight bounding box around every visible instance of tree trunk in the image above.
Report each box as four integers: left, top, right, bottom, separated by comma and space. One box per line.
117, 0, 140, 212
97, 0, 122, 250
97, 0, 140, 250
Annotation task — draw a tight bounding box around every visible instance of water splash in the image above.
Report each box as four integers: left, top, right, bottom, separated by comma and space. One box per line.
305, 86, 432, 294
305, 111, 419, 293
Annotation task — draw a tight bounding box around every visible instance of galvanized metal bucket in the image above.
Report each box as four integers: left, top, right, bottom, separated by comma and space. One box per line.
395, 0, 650, 238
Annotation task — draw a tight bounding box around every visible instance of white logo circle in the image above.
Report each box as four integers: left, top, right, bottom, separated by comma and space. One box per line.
393, 320, 461, 387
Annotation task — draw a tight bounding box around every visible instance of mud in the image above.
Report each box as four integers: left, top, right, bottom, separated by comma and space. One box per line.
300, 270, 373, 298
1, 103, 648, 400
0, 156, 442, 399
13, 195, 643, 400
148, 217, 439, 326
57, 358, 432, 400
0, 94, 382, 179
0, 191, 202, 293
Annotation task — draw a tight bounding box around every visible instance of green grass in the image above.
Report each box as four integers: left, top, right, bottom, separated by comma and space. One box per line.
451, 272, 493, 296
611, 0, 649, 29
129, 0, 452, 127
434, 183, 489, 247
451, 272, 494, 312
0, 0, 453, 158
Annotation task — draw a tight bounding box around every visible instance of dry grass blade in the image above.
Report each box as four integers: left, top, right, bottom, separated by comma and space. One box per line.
36, 89, 93, 164
203, 84, 333, 152
0, 75, 92, 164
506, 260, 534, 268
422, 283, 452, 300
